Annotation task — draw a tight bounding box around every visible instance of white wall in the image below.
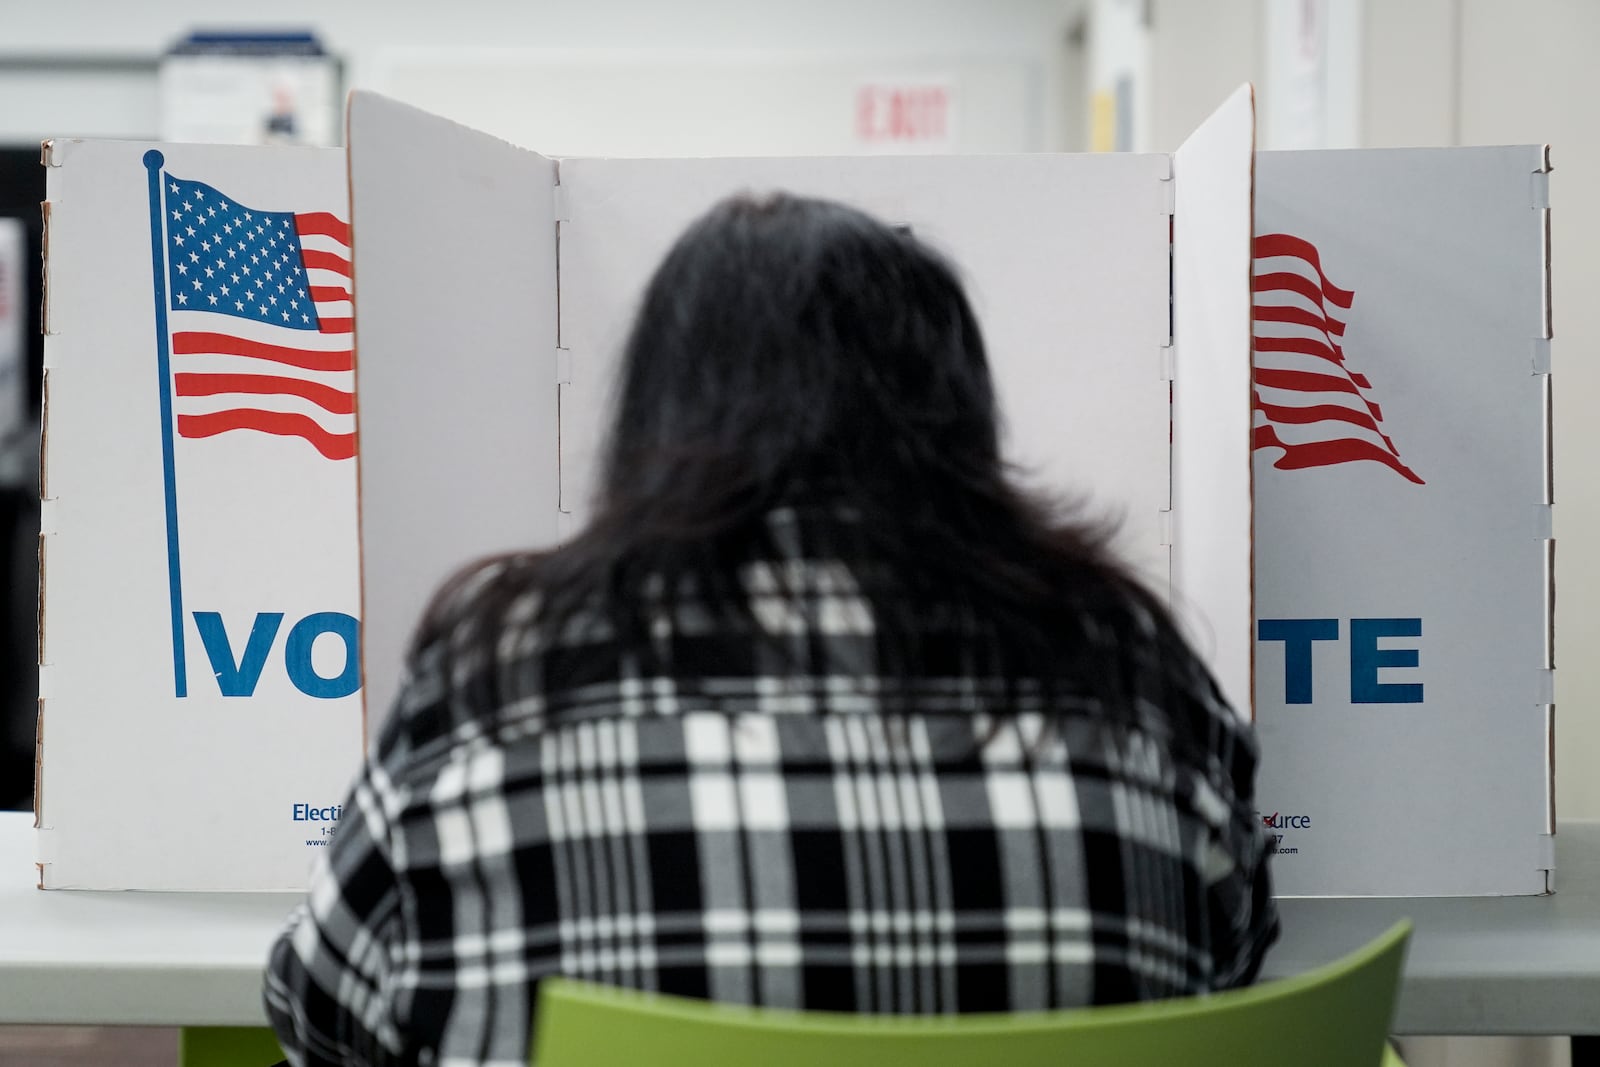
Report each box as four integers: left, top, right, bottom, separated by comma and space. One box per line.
1149, 0, 1261, 153
1457, 0, 1600, 830
1360, 0, 1458, 147
1, 0, 1077, 152
2, 0, 1074, 56
362, 50, 1045, 157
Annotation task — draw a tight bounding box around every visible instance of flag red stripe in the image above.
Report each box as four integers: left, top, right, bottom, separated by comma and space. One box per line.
1251, 272, 1349, 326
1253, 367, 1361, 397
1254, 333, 1349, 364
177, 410, 356, 461
1254, 424, 1424, 484
294, 212, 351, 245
309, 285, 351, 302
1254, 394, 1385, 435
1253, 234, 1355, 308
1253, 393, 1400, 456
172, 331, 352, 372
1252, 302, 1347, 338
174, 372, 354, 415
1251, 335, 1373, 387
1256, 364, 1383, 420
317, 317, 354, 334
301, 249, 352, 276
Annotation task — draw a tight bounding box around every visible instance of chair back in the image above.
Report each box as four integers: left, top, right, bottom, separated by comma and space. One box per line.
178, 1026, 286, 1067
534, 921, 1410, 1067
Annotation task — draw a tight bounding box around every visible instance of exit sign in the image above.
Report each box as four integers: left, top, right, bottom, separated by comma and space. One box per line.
854, 82, 954, 151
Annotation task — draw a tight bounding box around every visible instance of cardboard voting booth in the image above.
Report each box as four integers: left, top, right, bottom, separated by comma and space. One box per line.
348, 88, 1256, 746
348, 89, 1551, 899
35, 86, 1552, 898
1251, 147, 1554, 896
37, 139, 363, 890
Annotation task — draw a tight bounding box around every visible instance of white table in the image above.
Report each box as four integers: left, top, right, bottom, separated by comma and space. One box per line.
0, 812, 297, 1025
1263, 822, 1600, 1036
3, 809, 1598, 1035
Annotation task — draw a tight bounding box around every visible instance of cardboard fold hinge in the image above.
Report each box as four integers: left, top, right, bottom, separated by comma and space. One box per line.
1535, 668, 1555, 706
1158, 507, 1174, 547
1159, 342, 1175, 382
552, 181, 571, 224
555, 348, 573, 385
1536, 832, 1555, 873
40, 139, 64, 167
1160, 175, 1175, 216
1530, 169, 1551, 212
1531, 337, 1551, 375
1533, 503, 1553, 539
35, 826, 56, 867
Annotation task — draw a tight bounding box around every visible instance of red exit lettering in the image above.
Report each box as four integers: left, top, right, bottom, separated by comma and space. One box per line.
855, 84, 950, 144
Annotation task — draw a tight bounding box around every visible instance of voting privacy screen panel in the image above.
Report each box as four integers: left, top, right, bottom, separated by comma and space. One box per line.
1252, 147, 1552, 896
347, 92, 561, 730
556, 153, 1174, 593
1170, 85, 1255, 720
39, 140, 363, 890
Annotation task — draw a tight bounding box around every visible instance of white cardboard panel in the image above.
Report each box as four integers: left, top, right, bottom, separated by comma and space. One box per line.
1171, 84, 1256, 720
347, 91, 561, 730
557, 153, 1173, 592
39, 139, 362, 889
1253, 146, 1549, 896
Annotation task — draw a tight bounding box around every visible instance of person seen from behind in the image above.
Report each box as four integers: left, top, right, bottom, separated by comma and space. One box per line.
265, 192, 1278, 1067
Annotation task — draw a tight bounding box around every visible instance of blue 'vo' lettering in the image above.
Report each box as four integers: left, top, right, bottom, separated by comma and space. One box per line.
192, 611, 361, 699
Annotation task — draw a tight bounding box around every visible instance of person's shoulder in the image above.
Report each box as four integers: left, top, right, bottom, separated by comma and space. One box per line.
372, 554, 556, 773
1110, 589, 1259, 785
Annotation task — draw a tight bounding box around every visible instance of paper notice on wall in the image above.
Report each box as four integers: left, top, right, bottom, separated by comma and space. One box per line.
160, 33, 339, 146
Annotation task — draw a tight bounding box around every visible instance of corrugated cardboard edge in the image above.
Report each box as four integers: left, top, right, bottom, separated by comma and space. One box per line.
554, 160, 574, 541
1245, 88, 1258, 724
1535, 144, 1555, 894
344, 91, 370, 749
34, 138, 62, 890
32, 698, 43, 829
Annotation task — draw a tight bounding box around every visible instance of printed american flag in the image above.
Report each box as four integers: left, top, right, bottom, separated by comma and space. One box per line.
1252, 233, 1422, 484
161, 174, 354, 461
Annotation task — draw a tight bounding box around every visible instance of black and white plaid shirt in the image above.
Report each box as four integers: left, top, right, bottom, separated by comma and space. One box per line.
265, 508, 1277, 1067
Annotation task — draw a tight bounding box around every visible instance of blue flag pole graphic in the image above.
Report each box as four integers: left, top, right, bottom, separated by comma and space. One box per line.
143, 149, 187, 697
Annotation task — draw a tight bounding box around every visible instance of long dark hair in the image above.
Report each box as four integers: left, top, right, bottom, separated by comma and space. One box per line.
422, 193, 1192, 721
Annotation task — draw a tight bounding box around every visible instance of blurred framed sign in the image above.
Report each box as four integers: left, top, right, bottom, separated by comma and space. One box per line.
0, 218, 23, 483
160, 31, 340, 146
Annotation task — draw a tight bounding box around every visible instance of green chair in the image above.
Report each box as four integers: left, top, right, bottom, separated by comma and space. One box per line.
534, 921, 1411, 1067
179, 1026, 285, 1067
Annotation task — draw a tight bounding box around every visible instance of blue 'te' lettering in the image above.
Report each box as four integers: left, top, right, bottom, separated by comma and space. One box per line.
1350, 618, 1423, 704
1257, 618, 1339, 704
283, 612, 362, 699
